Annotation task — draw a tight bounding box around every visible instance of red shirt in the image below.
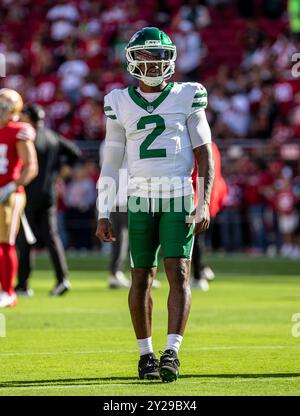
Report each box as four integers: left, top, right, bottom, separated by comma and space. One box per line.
0, 121, 36, 192
35, 75, 59, 106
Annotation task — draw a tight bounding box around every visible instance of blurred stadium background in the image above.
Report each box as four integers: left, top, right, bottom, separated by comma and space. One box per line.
1, 0, 300, 257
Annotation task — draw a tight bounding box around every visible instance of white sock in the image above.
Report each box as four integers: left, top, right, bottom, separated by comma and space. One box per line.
166, 334, 183, 354
137, 337, 153, 356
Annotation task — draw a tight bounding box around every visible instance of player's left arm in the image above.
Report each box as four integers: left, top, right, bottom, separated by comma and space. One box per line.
0, 125, 38, 203
15, 139, 38, 187
187, 109, 215, 234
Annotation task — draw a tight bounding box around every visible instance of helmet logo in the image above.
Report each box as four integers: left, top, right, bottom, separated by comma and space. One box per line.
129, 33, 139, 43
145, 40, 162, 46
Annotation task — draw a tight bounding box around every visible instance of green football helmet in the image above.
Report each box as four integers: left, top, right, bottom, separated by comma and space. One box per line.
125, 27, 177, 87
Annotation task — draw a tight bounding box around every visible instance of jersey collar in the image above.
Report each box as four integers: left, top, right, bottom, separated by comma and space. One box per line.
128, 82, 174, 114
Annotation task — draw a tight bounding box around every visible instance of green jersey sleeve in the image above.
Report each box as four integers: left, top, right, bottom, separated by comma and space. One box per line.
103, 92, 118, 121
189, 83, 208, 116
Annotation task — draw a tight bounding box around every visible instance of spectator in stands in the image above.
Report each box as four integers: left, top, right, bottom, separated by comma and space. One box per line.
47, 0, 80, 22
272, 33, 297, 70
58, 51, 90, 103
243, 159, 268, 253
64, 163, 96, 250
172, 20, 205, 81
250, 84, 278, 139
245, 37, 273, 68
221, 93, 250, 138
274, 170, 298, 257
47, 0, 79, 41
174, 0, 211, 29
220, 163, 243, 252
241, 22, 266, 69
47, 88, 72, 132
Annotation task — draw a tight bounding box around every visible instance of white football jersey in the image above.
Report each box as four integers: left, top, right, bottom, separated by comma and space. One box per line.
104, 82, 208, 198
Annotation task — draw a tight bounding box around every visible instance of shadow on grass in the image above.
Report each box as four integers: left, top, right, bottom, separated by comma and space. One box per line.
1, 373, 300, 388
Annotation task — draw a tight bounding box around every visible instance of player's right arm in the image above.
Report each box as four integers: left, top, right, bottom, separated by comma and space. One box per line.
96, 94, 126, 242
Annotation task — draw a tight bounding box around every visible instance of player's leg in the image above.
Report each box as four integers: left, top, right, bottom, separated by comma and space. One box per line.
128, 196, 160, 379
164, 257, 192, 341
129, 266, 160, 380
41, 205, 70, 296
129, 266, 157, 339
0, 192, 26, 307
159, 195, 194, 382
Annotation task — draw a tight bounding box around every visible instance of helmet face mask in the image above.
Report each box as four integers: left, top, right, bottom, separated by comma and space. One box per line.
126, 28, 176, 87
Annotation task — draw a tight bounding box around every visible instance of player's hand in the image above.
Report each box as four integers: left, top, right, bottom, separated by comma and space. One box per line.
0, 182, 17, 203
95, 218, 116, 242
189, 203, 210, 235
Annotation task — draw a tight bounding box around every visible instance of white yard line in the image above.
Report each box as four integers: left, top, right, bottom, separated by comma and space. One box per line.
0, 345, 299, 357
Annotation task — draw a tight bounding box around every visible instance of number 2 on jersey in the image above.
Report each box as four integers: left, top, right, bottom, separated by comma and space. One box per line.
0, 144, 8, 175
138, 115, 167, 159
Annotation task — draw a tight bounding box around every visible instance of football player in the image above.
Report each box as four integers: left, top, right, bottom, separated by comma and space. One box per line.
0, 89, 38, 307
96, 28, 214, 382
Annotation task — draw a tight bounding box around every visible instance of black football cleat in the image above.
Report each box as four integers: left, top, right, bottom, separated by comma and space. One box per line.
159, 349, 180, 382
138, 353, 160, 380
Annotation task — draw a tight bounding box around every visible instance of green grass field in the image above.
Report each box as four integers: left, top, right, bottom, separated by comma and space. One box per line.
0, 254, 300, 396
